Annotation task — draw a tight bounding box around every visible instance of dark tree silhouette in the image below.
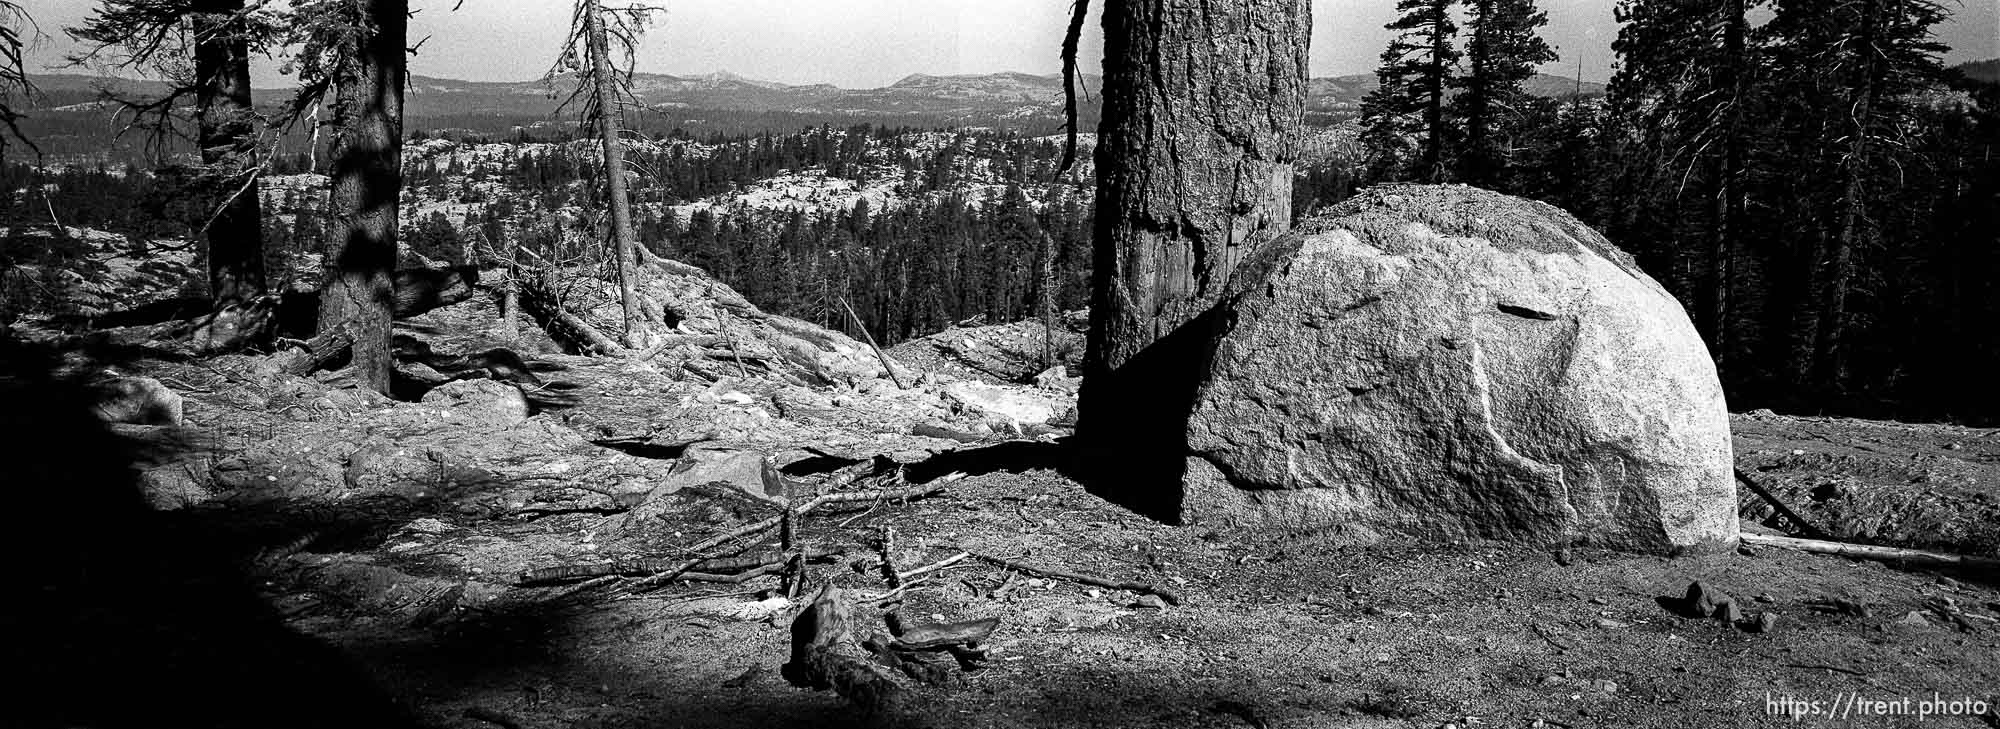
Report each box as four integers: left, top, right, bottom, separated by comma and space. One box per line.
68, 0, 278, 330
1453, 0, 1557, 185
1360, 0, 1457, 182
290, 0, 408, 393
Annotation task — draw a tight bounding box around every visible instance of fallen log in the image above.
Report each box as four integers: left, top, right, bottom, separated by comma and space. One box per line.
965, 551, 1185, 605
516, 549, 842, 586
890, 617, 1000, 651
839, 295, 908, 390
616, 480, 955, 593
516, 270, 627, 356
681, 563, 786, 584
910, 423, 991, 444
1739, 533, 2000, 572
273, 329, 356, 376
782, 586, 905, 713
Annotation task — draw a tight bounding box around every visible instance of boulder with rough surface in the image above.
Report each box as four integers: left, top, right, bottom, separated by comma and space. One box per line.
1181, 185, 1735, 552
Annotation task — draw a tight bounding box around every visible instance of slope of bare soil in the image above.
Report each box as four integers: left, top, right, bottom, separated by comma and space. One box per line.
304, 464, 2000, 729
1734, 410, 2000, 557
13, 299, 1997, 729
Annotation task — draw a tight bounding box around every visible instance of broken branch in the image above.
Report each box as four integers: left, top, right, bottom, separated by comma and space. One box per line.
964, 551, 1185, 605
1734, 468, 1831, 539
1738, 533, 2000, 572
839, 294, 908, 390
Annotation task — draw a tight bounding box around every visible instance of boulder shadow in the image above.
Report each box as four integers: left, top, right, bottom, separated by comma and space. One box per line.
1067, 305, 1229, 524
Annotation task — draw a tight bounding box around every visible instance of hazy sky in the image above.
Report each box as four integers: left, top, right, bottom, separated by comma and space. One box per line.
19, 0, 1999, 88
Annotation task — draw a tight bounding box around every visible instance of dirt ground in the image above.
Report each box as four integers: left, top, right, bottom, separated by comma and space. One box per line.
13, 299, 1999, 729
292, 449, 1998, 729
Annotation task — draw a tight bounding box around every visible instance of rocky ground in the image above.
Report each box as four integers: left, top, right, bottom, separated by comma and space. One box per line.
11, 286, 2000, 729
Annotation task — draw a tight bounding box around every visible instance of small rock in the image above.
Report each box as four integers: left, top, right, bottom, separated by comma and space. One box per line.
1937, 576, 1961, 590
420, 378, 529, 425
1552, 549, 1574, 566
1945, 442, 1964, 450
1594, 618, 1630, 630
1588, 596, 1609, 606
1747, 612, 1779, 633
1736, 544, 1758, 558
720, 665, 767, 688
1718, 600, 1744, 624
1686, 581, 1732, 617
1893, 610, 1931, 628
1595, 679, 1619, 694
91, 376, 184, 426
1362, 605, 1387, 616
1129, 594, 1168, 610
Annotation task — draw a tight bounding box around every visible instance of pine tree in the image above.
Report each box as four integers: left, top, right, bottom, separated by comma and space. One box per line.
1453, 0, 1557, 186
289, 0, 409, 393
1359, 0, 1458, 182
69, 0, 281, 335
549, 0, 658, 347
1764, 0, 1949, 394
1607, 0, 1762, 378
0, 2, 33, 159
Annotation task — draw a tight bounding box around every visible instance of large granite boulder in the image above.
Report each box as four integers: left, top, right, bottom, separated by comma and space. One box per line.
1181, 185, 1735, 552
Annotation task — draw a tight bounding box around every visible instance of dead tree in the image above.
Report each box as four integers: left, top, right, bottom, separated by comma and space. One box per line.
553, 0, 656, 349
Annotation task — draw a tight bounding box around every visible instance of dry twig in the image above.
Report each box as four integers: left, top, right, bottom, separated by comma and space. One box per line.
965, 551, 1185, 605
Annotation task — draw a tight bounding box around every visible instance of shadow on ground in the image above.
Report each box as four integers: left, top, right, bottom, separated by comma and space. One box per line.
0, 337, 423, 729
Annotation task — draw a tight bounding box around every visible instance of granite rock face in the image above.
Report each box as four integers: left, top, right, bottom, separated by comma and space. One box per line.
1181, 185, 1736, 552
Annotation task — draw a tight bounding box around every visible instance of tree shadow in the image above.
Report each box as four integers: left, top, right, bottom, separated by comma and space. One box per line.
899, 305, 1225, 525
0, 336, 424, 729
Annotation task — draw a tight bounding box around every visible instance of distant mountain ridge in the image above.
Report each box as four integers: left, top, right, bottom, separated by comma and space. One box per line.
22, 68, 1606, 124
1955, 59, 1999, 84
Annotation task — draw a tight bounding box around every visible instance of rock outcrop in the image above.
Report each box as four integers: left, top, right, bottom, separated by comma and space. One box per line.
1181, 185, 1735, 552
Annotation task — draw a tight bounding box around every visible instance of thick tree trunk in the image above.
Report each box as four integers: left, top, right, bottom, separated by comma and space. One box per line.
317, 0, 406, 394
192, 1, 264, 306
188, 1, 267, 351
584, 0, 643, 348
1079, 0, 1309, 516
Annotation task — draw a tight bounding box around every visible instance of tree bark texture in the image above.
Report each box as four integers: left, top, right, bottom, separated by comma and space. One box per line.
584, 0, 644, 348
192, 0, 266, 307
317, 0, 406, 394
1082, 0, 1310, 384
1078, 0, 1309, 519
